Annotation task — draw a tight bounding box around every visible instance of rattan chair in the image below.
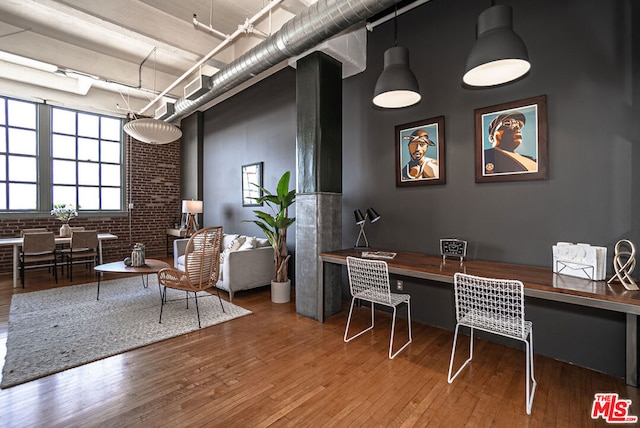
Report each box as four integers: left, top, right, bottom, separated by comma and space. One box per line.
62, 230, 98, 280
20, 232, 57, 287
344, 256, 412, 359
448, 272, 537, 414
157, 226, 224, 328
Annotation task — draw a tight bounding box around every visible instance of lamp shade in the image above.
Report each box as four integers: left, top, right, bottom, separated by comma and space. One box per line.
124, 118, 182, 144
463, 4, 530, 87
373, 46, 421, 109
182, 200, 203, 214
366, 208, 381, 223
354, 209, 366, 225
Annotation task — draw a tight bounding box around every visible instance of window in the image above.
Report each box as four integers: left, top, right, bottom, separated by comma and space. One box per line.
0, 95, 124, 213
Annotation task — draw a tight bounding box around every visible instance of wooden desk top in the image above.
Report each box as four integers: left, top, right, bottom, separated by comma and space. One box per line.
95, 259, 170, 274
320, 248, 640, 313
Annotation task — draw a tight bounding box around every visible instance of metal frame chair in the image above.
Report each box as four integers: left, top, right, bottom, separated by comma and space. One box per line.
62, 230, 99, 281
157, 226, 224, 328
344, 256, 412, 359
20, 232, 57, 288
448, 272, 537, 414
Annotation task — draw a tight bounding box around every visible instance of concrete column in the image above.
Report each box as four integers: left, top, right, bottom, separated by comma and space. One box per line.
295, 52, 343, 321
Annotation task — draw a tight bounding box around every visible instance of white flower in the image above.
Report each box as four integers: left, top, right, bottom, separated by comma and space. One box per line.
50, 204, 78, 223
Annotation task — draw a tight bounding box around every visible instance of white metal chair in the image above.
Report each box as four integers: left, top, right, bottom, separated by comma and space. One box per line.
344, 256, 412, 359
448, 272, 537, 414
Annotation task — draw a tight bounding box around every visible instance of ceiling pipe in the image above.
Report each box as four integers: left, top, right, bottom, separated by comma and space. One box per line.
366, 0, 431, 32
138, 0, 284, 116
193, 14, 229, 39
164, 0, 402, 123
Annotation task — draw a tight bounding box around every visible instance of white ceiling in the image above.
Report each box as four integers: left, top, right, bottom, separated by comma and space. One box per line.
0, 0, 316, 119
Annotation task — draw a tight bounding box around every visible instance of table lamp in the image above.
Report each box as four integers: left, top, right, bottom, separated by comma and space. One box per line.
182, 200, 203, 236
354, 207, 381, 248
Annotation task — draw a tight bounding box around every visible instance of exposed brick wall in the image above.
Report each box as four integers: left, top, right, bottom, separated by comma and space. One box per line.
0, 136, 181, 273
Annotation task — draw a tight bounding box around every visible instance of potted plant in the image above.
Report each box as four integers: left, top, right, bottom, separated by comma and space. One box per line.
50, 203, 78, 237
247, 171, 296, 303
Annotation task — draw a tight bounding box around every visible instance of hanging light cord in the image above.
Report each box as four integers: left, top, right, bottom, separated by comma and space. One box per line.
393, 3, 398, 47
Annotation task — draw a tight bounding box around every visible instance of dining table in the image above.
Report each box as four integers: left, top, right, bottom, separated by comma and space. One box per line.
0, 233, 119, 288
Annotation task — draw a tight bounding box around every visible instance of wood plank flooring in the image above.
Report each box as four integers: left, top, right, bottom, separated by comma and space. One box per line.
1, 259, 639, 427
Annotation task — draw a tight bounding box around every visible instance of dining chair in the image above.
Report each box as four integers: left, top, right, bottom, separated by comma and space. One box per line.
20, 228, 48, 237
344, 256, 412, 359
20, 232, 57, 288
157, 226, 224, 328
448, 272, 537, 414
62, 230, 99, 281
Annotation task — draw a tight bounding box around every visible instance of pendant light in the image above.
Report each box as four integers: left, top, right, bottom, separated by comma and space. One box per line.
123, 48, 182, 144
463, 4, 530, 87
373, 5, 421, 108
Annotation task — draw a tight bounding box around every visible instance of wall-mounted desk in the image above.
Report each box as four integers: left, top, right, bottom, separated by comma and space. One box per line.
0, 233, 118, 289
318, 248, 640, 386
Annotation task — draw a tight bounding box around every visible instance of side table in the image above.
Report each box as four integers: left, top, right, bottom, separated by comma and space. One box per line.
166, 228, 187, 256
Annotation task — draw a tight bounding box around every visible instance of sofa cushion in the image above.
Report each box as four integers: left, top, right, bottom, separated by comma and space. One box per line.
255, 237, 270, 248
221, 235, 245, 264
238, 236, 256, 251
222, 234, 240, 250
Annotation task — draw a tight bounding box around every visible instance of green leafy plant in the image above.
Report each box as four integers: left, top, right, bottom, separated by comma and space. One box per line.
50, 203, 78, 223
247, 171, 296, 283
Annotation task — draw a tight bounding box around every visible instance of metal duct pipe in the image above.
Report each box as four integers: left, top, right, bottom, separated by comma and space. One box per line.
165, 0, 400, 122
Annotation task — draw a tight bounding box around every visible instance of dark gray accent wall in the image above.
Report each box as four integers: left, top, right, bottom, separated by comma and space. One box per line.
180, 111, 204, 202
193, 0, 637, 378
201, 68, 297, 249
341, 0, 638, 378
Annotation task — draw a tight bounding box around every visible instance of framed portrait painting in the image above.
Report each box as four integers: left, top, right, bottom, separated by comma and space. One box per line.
396, 115, 445, 187
475, 95, 548, 183
242, 162, 263, 207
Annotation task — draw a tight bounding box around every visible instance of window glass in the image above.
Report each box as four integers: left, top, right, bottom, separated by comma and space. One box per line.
101, 117, 121, 141
52, 108, 76, 134
53, 185, 76, 207
0, 185, 5, 209
7, 99, 36, 129
0, 99, 5, 125
0, 154, 5, 180
8, 156, 36, 181
0, 130, 5, 152
78, 162, 99, 185
78, 113, 99, 138
78, 137, 99, 162
101, 164, 120, 186
53, 159, 76, 184
8, 128, 36, 155
101, 187, 121, 210
9, 183, 36, 209
52, 134, 76, 159
100, 141, 120, 163
78, 186, 99, 210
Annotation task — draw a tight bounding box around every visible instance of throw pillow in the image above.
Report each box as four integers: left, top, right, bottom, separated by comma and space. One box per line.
238, 236, 256, 251
256, 237, 270, 248
220, 235, 246, 264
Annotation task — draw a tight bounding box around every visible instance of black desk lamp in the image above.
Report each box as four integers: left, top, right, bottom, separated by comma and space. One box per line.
354, 207, 381, 248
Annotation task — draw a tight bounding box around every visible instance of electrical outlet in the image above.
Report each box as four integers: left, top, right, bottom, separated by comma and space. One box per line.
128, 203, 134, 210
396, 280, 403, 291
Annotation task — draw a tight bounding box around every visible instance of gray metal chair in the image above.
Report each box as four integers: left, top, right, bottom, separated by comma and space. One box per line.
344, 256, 412, 359
448, 272, 537, 414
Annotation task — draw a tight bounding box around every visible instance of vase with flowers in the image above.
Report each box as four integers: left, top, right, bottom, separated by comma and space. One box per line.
51, 203, 78, 237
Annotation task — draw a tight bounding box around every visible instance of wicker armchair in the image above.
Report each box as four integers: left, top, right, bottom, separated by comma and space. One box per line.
157, 226, 224, 328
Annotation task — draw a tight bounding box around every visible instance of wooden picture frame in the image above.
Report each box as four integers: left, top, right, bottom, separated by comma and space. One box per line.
475, 95, 548, 183
396, 115, 446, 187
241, 162, 263, 207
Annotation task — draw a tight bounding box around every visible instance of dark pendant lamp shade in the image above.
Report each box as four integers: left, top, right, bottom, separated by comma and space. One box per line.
373, 46, 421, 108
463, 4, 530, 87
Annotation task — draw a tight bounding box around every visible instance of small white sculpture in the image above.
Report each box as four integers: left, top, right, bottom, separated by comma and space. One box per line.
608, 239, 639, 290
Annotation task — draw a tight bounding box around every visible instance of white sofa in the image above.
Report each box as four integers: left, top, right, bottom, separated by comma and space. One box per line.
174, 233, 274, 301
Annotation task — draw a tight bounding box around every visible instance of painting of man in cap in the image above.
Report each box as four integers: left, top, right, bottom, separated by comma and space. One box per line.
396, 116, 445, 187
483, 109, 538, 175
402, 128, 439, 180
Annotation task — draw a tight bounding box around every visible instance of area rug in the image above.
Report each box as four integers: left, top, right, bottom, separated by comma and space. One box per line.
1, 276, 252, 388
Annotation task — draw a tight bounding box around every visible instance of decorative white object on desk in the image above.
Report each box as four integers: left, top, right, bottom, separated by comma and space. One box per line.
607, 239, 638, 290
552, 242, 606, 280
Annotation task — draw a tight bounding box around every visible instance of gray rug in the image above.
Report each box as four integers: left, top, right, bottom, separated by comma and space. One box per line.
1, 276, 252, 388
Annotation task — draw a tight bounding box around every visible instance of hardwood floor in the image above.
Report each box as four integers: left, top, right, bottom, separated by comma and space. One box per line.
0, 259, 639, 427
